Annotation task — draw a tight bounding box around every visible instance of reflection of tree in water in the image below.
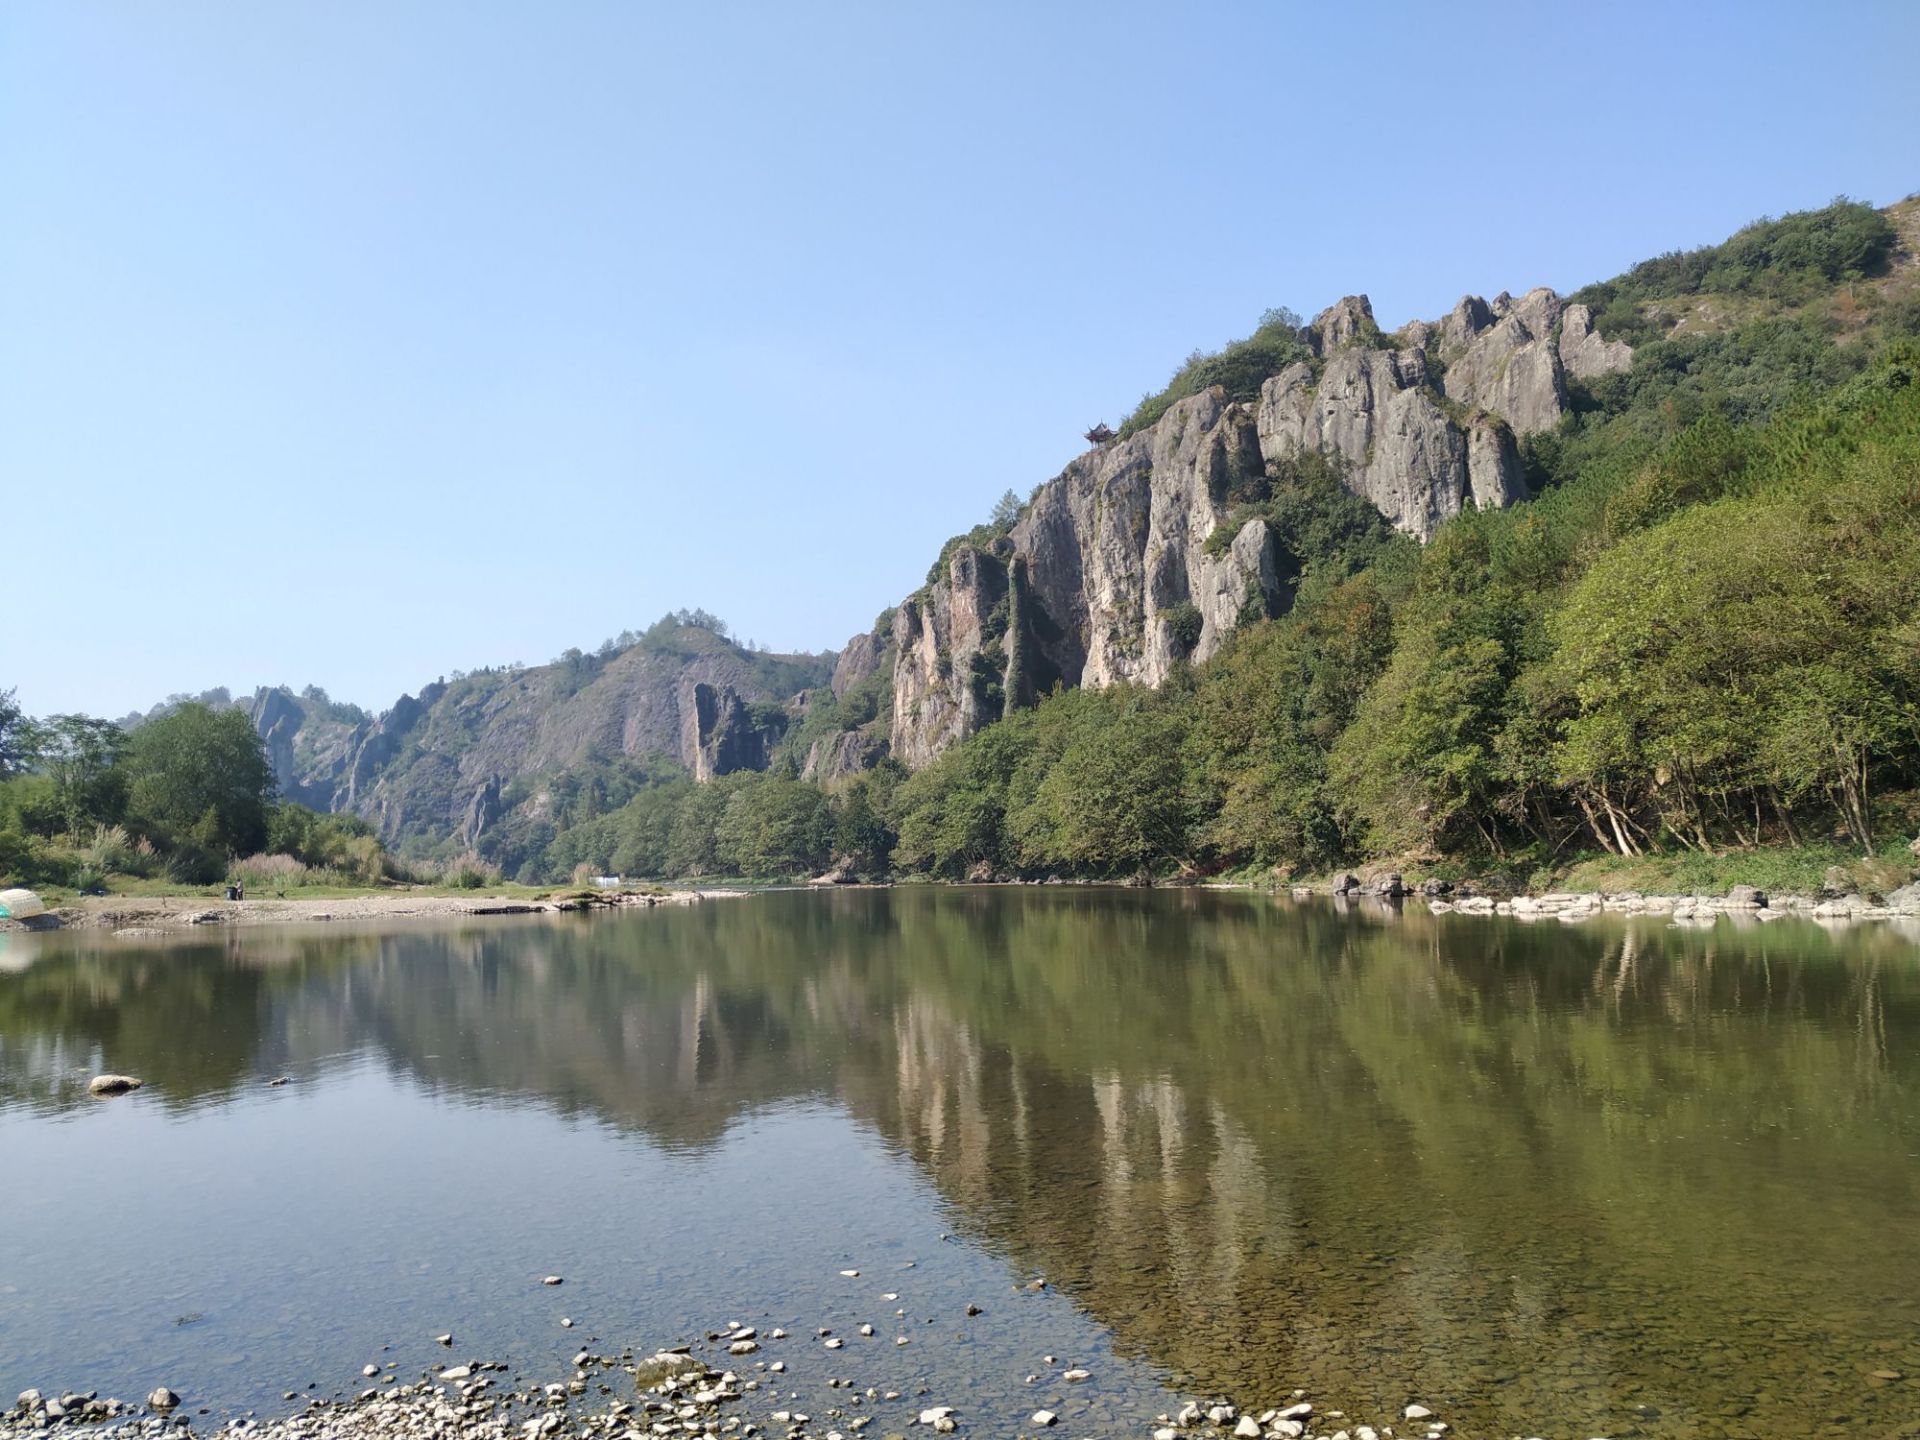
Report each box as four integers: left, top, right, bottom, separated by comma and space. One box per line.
7, 895, 1920, 1434
850, 900, 1920, 1435
0, 933, 297, 1108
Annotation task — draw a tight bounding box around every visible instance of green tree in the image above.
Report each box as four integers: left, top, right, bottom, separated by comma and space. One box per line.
832, 771, 898, 874
123, 703, 276, 857
36, 714, 130, 833
1022, 702, 1189, 877
0, 689, 34, 780
666, 776, 737, 876
716, 777, 832, 877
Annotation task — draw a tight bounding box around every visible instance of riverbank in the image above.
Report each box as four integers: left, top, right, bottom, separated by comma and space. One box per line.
0, 888, 748, 934
3, 1336, 1451, 1440
1283, 868, 1920, 925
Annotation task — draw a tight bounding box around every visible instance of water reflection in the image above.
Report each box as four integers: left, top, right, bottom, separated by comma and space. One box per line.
4, 890, 1920, 1437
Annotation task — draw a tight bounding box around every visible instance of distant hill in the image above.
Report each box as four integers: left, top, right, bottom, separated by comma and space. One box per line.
223, 615, 834, 876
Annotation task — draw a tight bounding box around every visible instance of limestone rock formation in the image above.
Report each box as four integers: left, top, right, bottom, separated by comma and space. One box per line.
891, 544, 1011, 769
237, 275, 1635, 807
1258, 347, 1471, 540
879, 287, 1631, 767
460, 776, 505, 847
891, 389, 1282, 768
1305, 295, 1375, 355
803, 727, 889, 783
1466, 418, 1528, 512
1559, 302, 1634, 379
831, 630, 885, 697
680, 681, 780, 782
246, 686, 370, 812
1437, 286, 1570, 435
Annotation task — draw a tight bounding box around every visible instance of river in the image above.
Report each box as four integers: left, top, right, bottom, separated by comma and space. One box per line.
3, 888, 1918, 1438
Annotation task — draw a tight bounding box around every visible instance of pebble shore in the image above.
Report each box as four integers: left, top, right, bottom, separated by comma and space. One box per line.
1300, 873, 1920, 926
5, 1333, 1504, 1440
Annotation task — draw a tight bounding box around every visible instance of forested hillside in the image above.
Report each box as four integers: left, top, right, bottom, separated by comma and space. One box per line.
535, 197, 1920, 888
4, 195, 1917, 893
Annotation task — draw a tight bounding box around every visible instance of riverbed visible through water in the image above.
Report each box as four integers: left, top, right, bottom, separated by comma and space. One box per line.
4, 888, 1920, 1439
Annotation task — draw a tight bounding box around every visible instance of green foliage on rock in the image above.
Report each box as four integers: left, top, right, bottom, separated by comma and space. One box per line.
1575, 198, 1898, 341
1118, 307, 1311, 439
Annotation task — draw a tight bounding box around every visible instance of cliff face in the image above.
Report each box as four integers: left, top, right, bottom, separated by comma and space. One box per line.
239, 277, 1633, 831
878, 285, 1631, 769
891, 388, 1282, 769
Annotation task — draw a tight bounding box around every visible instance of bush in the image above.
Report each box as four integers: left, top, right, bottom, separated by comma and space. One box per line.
445, 851, 498, 889
82, 823, 134, 875
231, 853, 313, 889
1163, 602, 1204, 654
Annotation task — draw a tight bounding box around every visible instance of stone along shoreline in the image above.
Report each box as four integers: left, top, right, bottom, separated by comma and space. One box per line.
5, 1331, 1488, 1440
1310, 872, 1920, 924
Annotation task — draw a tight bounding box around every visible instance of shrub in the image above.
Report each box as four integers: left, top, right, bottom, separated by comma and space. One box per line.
445, 851, 499, 889
82, 823, 134, 875
231, 853, 313, 888
1163, 602, 1205, 654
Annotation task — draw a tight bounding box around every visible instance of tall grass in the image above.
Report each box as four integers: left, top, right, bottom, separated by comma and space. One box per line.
381, 850, 502, 889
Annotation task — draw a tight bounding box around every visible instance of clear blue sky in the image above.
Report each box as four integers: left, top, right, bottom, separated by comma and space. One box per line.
3, 1, 1915, 719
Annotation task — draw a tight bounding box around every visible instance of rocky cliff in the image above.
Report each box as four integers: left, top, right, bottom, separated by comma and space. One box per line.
234, 278, 1631, 843
863, 285, 1631, 770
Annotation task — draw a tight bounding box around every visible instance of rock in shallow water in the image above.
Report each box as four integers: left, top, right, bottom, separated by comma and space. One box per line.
88, 1074, 143, 1096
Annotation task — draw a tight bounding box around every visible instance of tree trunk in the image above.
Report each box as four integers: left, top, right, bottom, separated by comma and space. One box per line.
1575, 792, 1618, 854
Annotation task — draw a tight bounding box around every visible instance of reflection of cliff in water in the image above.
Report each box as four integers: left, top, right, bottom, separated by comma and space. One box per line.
833, 895, 1920, 1431
6, 892, 1920, 1432
270, 921, 850, 1147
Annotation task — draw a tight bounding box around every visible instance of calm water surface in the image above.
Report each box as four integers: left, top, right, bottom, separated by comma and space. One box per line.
4, 889, 1920, 1439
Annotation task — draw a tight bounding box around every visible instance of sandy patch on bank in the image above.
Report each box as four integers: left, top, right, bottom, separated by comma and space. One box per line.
5, 889, 746, 935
